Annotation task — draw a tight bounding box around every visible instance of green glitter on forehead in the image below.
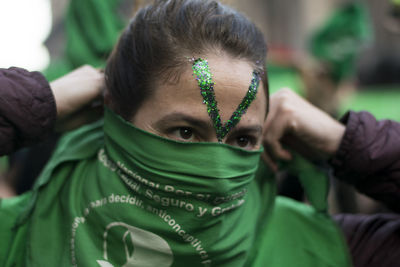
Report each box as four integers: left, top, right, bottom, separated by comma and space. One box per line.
191, 58, 260, 142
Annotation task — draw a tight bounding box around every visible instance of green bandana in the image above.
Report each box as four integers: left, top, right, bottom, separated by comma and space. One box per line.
1, 109, 351, 267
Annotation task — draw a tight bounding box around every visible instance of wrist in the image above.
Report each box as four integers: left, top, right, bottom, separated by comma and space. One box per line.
324, 121, 345, 158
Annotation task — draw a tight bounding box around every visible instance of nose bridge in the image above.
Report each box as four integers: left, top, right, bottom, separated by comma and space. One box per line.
207, 133, 220, 143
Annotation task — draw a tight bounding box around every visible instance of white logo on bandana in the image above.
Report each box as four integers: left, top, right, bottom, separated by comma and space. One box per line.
97, 222, 173, 267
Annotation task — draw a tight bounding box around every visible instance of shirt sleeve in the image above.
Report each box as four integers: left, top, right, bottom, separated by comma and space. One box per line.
0, 67, 57, 156
334, 213, 400, 267
330, 111, 400, 213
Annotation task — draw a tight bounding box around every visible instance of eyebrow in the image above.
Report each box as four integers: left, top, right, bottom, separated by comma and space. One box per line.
229, 124, 263, 136
155, 112, 212, 130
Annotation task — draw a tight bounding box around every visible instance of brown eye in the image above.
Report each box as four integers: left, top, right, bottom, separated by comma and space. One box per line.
168, 127, 196, 142
236, 136, 250, 147
179, 127, 193, 140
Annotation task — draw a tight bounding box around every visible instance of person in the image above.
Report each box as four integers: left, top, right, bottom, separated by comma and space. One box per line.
0, 1, 398, 267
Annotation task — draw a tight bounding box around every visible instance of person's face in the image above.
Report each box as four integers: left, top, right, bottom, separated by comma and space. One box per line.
132, 53, 267, 150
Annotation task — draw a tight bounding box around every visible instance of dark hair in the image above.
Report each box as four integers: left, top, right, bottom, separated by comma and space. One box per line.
105, 0, 268, 120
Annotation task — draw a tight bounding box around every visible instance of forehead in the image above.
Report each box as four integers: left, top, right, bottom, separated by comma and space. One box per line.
145, 53, 266, 125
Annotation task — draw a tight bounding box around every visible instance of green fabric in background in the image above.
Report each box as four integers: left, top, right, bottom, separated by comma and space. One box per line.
309, 3, 372, 82
267, 64, 305, 96
339, 87, 400, 120
392, 0, 400, 6
44, 0, 125, 81
0, 157, 8, 174
65, 0, 124, 68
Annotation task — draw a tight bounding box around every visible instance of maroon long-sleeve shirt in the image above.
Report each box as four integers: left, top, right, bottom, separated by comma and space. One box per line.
0, 67, 399, 266
0, 67, 56, 156
331, 111, 400, 267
